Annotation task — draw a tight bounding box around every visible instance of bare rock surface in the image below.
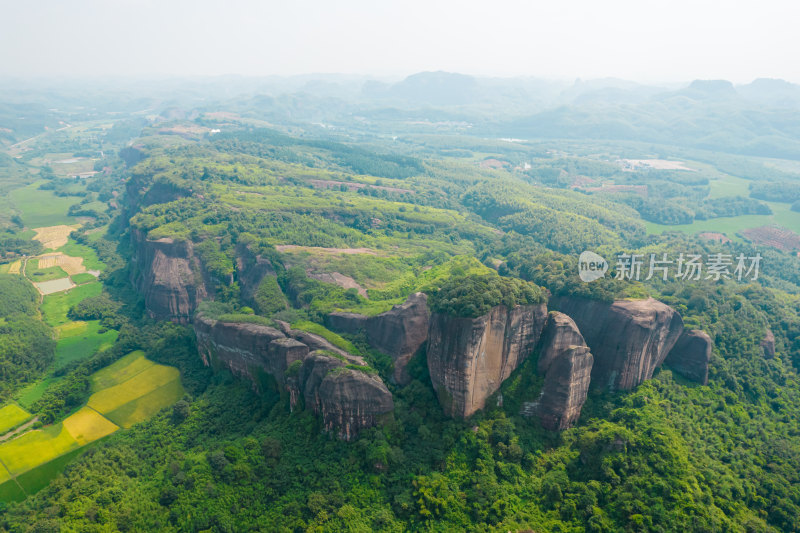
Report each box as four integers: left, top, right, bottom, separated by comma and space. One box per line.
535, 312, 593, 430
761, 328, 776, 358
130, 228, 208, 323
426, 303, 548, 418
551, 296, 684, 391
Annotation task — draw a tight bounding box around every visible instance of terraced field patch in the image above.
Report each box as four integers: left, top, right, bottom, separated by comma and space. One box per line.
9, 183, 80, 228
34, 277, 75, 295
88, 365, 182, 425
41, 281, 102, 327
62, 407, 119, 445
70, 272, 97, 284
90, 350, 154, 391
0, 422, 82, 476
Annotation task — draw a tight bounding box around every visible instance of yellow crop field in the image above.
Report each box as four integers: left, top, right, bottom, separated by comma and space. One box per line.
89, 350, 154, 392
32, 225, 80, 250
34, 253, 86, 275
88, 365, 180, 415
62, 407, 118, 445
0, 424, 79, 475
5, 261, 21, 274
104, 380, 185, 428
0, 405, 32, 435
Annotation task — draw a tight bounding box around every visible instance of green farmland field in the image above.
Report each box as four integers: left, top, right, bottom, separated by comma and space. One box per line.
41, 281, 102, 327
9, 183, 80, 228
54, 320, 117, 369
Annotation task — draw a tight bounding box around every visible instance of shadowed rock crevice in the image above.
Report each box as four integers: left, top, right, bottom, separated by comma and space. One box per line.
664, 329, 713, 384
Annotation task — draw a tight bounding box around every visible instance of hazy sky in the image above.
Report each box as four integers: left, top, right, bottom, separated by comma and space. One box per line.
2, 0, 799, 83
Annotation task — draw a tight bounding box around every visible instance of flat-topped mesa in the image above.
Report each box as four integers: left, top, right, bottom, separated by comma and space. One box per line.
664, 329, 713, 385
299, 351, 394, 441
427, 303, 548, 418
535, 312, 593, 430
194, 313, 307, 389
130, 228, 209, 323
550, 296, 684, 391
326, 292, 430, 384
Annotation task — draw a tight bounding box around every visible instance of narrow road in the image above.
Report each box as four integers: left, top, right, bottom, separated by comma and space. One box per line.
0, 416, 39, 443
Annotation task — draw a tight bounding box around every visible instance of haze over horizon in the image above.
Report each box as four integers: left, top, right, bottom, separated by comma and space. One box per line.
2, 0, 799, 84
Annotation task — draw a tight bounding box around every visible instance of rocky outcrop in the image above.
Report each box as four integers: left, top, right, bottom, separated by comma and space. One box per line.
534, 312, 593, 430
299, 351, 394, 441
537, 312, 587, 376
761, 328, 776, 358
275, 320, 364, 365
194, 314, 306, 388
326, 293, 430, 384
130, 228, 208, 323
426, 303, 548, 418
195, 317, 392, 440
664, 329, 713, 385
551, 297, 684, 391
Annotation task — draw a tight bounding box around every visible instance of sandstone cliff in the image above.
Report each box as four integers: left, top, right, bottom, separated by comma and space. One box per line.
194, 313, 306, 388
664, 329, 713, 385
551, 296, 684, 391
326, 292, 430, 384
534, 312, 593, 430
130, 228, 209, 323
298, 351, 394, 441
194, 317, 392, 440
426, 303, 548, 418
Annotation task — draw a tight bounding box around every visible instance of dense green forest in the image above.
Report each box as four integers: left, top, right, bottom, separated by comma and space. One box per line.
0, 275, 54, 399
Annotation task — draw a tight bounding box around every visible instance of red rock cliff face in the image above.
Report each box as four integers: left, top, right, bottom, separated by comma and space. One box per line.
130, 228, 209, 323
326, 292, 430, 384
551, 296, 684, 391
298, 352, 394, 441
534, 312, 593, 430
194, 317, 393, 440
426, 303, 548, 418
194, 313, 307, 388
